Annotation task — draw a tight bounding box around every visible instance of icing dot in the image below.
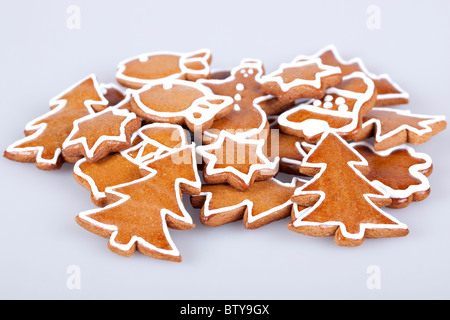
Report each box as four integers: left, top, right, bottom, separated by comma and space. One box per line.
324, 95, 333, 102
243, 74, 249, 78
248, 69, 254, 75
234, 94, 242, 101
335, 97, 346, 105
240, 70, 246, 74
338, 104, 348, 112
236, 83, 244, 91
313, 100, 322, 107
323, 102, 333, 109
234, 104, 241, 111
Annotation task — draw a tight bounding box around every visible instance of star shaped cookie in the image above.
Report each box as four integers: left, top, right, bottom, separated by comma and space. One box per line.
260, 58, 343, 103
294, 45, 409, 107
63, 107, 142, 162
196, 131, 279, 191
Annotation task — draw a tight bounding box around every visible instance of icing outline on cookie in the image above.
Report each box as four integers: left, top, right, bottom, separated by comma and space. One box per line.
294, 44, 409, 103
116, 49, 212, 87
361, 107, 447, 143
5, 74, 108, 165
77, 143, 201, 258
260, 58, 342, 92
73, 123, 188, 201
199, 59, 269, 141
200, 177, 306, 225
277, 71, 375, 139
196, 130, 280, 186
132, 79, 234, 128
62, 107, 139, 160
291, 131, 408, 240
350, 141, 432, 199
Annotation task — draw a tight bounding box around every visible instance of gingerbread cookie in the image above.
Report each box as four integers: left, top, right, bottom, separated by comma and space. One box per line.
198, 59, 293, 143
294, 45, 409, 107
353, 107, 447, 150
289, 131, 409, 247
351, 141, 433, 209
62, 107, 142, 163
191, 177, 306, 229
116, 49, 212, 89
129, 79, 234, 132
76, 144, 201, 262
4, 74, 109, 170
260, 58, 342, 103
277, 71, 377, 143
196, 131, 279, 191
73, 123, 188, 207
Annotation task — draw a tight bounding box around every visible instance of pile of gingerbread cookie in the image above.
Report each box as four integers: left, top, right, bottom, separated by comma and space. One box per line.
4, 45, 447, 262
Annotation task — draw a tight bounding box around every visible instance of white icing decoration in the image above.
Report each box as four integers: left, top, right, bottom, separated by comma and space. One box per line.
62, 107, 138, 160
323, 102, 333, 109
196, 130, 279, 187
277, 72, 375, 139
280, 141, 309, 167
313, 100, 322, 107
350, 141, 432, 199
73, 123, 188, 201
198, 59, 270, 141
198, 177, 308, 225
338, 104, 348, 112
291, 131, 408, 240
324, 95, 333, 102
77, 144, 201, 258
236, 83, 244, 91
293, 44, 409, 102
234, 94, 242, 101
6, 74, 108, 165
116, 49, 212, 87
260, 58, 342, 92
362, 107, 447, 143
132, 79, 233, 128
335, 97, 346, 105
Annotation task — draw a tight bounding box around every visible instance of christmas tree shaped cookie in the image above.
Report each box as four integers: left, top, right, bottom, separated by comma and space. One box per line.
73, 123, 188, 207
76, 144, 201, 262
4, 75, 109, 170
289, 131, 409, 247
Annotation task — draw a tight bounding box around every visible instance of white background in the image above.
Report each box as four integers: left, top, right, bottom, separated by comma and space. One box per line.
0, 0, 449, 299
